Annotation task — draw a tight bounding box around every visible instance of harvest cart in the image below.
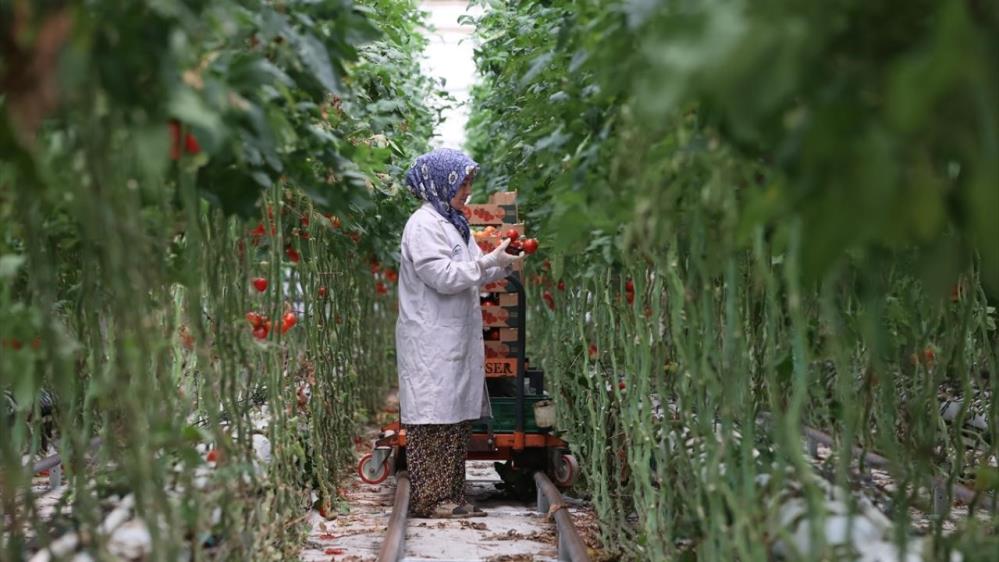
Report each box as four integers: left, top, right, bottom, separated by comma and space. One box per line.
358, 192, 578, 489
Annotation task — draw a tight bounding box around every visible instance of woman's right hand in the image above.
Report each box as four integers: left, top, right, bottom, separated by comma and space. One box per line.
478, 238, 525, 270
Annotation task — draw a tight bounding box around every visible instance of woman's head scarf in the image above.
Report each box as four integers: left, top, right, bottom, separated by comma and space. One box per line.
405, 148, 478, 242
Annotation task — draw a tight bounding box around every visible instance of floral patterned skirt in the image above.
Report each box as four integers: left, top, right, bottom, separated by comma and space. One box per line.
406, 422, 471, 516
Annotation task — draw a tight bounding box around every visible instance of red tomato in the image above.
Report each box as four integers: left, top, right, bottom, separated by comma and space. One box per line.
588, 343, 598, 360
252, 277, 268, 292
625, 279, 635, 292
521, 238, 538, 254
318, 286, 328, 298
253, 324, 269, 340
543, 291, 555, 311
557, 280, 565, 291
300, 214, 310, 227
504, 229, 519, 241
281, 312, 297, 334
246, 311, 264, 328
206, 448, 221, 463
184, 132, 200, 155
375, 282, 388, 295
922, 346, 935, 365
626, 291, 635, 305
286, 246, 301, 263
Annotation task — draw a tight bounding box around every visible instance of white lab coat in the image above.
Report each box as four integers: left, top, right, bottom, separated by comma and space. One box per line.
395, 203, 508, 424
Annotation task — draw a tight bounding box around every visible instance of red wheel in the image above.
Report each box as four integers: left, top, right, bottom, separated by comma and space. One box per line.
357, 452, 390, 485
552, 453, 578, 488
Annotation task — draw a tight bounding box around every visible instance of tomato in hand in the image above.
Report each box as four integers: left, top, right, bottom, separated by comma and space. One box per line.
504, 229, 519, 241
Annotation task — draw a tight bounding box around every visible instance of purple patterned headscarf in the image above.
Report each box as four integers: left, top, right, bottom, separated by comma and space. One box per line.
405, 148, 478, 242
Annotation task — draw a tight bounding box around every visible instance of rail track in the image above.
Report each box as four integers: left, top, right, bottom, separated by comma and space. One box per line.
374, 467, 591, 562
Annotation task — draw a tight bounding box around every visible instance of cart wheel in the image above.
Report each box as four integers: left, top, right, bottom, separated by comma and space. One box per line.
357, 452, 390, 485
552, 453, 578, 488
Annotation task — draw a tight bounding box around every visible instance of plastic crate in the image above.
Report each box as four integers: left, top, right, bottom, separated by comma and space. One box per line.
473, 395, 550, 433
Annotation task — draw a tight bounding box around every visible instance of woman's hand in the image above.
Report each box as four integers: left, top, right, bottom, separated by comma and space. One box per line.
478, 238, 525, 270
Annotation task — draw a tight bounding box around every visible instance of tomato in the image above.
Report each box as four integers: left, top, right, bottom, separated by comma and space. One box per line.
505, 240, 524, 255
625, 279, 634, 292
206, 448, 221, 463
588, 343, 598, 360
300, 214, 310, 227
184, 132, 200, 155
521, 238, 538, 254
626, 291, 635, 305
252, 277, 268, 292
375, 281, 388, 295
253, 324, 269, 340
504, 229, 519, 241
246, 312, 263, 327
922, 346, 935, 365
543, 290, 555, 310
385, 269, 398, 284
557, 280, 565, 291
281, 312, 297, 334
318, 286, 328, 298
286, 246, 301, 263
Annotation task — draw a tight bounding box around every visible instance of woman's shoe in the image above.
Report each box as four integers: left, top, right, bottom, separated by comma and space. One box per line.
461, 502, 486, 515
428, 501, 475, 519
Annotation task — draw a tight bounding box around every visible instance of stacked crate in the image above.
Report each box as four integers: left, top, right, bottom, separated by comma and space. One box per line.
465, 192, 523, 379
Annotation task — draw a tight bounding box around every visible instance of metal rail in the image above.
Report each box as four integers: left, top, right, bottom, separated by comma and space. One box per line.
757, 412, 990, 511
534, 471, 591, 562
799, 425, 985, 508
27, 437, 102, 490
377, 470, 410, 562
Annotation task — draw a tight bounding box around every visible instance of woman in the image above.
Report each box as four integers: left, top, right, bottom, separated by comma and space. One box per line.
396, 148, 524, 518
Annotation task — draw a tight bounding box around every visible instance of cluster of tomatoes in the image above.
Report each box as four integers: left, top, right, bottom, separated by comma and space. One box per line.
245, 273, 298, 340
484, 344, 512, 359
472, 227, 539, 256
501, 229, 538, 256
1, 337, 41, 351
245, 310, 298, 340
481, 304, 508, 326
464, 206, 504, 222
369, 258, 398, 296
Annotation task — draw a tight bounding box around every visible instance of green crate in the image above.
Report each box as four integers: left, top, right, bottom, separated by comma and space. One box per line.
473, 395, 550, 433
